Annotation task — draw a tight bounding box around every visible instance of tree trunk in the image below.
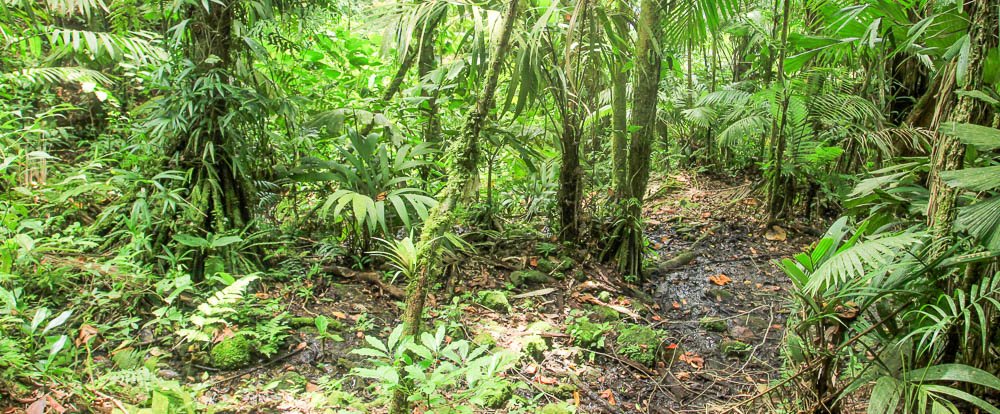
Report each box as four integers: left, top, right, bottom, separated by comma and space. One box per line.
387, 1, 519, 412
765, 0, 791, 226
614, 0, 662, 281
557, 0, 590, 243
611, 61, 629, 197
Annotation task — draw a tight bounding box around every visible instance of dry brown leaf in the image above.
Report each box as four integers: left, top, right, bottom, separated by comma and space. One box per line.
599, 389, 616, 406
76, 324, 98, 346
529, 257, 539, 267
305, 382, 320, 393
676, 371, 691, 381
331, 311, 347, 319
671, 301, 681, 310
708, 274, 732, 286
678, 352, 704, 369
26, 398, 45, 414
536, 376, 558, 385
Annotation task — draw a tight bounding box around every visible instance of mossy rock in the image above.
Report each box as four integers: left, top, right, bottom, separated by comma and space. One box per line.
510, 270, 553, 287
535, 382, 578, 399
699, 317, 727, 333
586, 304, 621, 322
720, 340, 752, 356
477, 290, 511, 313
572, 270, 587, 282
478, 380, 515, 408
536, 402, 576, 414
520, 334, 549, 361
210, 335, 252, 370
614, 323, 664, 367
705, 288, 734, 302
537, 257, 575, 273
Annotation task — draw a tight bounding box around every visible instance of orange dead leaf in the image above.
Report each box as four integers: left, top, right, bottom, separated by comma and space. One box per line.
665, 343, 678, 350
672, 301, 681, 310
599, 389, 616, 406
529, 257, 539, 267
306, 382, 320, 393
76, 324, 98, 346
573, 391, 581, 406
331, 311, 347, 319
678, 352, 704, 369
537, 376, 558, 385
676, 371, 691, 381
708, 274, 732, 286
651, 315, 662, 321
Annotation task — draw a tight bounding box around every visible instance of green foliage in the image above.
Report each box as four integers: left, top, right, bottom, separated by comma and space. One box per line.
566, 315, 610, 352
351, 325, 521, 412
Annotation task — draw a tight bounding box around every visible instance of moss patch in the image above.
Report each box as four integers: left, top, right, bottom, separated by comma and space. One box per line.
699, 317, 727, 332
509, 270, 552, 287
520, 334, 549, 361
614, 323, 663, 367
586, 304, 621, 322
211, 335, 252, 370
478, 380, 514, 408
720, 340, 752, 356
477, 290, 511, 313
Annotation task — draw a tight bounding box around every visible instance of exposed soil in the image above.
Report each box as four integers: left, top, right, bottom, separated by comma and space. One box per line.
183, 173, 822, 413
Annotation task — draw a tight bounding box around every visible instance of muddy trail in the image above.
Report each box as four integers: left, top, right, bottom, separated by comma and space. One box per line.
189, 174, 819, 413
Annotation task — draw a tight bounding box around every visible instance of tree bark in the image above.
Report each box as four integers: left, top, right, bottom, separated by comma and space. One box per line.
557, 0, 590, 243
765, 0, 791, 226
387, 1, 519, 412
613, 0, 662, 281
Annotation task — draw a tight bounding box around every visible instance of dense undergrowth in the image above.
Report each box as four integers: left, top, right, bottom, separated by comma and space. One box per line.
3, 0, 1000, 413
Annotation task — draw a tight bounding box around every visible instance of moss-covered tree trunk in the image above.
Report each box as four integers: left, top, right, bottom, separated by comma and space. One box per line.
613, 0, 662, 281
387, 1, 519, 412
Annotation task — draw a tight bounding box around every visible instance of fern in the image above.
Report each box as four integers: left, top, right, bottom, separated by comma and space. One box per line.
805, 232, 924, 294
177, 275, 258, 343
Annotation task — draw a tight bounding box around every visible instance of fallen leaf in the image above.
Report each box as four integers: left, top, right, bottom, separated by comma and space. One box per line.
731, 326, 755, 341
651, 315, 662, 321
672, 301, 681, 310
665, 343, 678, 350
599, 389, 616, 406
76, 324, 98, 346
708, 274, 732, 286
676, 371, 691, 381
331, 311, 347, 319
764, 225, 787, 241
524, 364, 537, 375
26, 398, 45, 414
701, 212, 711, 219
536, 376, 558, 385
529, 257, 539, 267
678, 352, 704, 369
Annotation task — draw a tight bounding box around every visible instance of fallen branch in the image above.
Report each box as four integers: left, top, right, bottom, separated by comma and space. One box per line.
656, 225, 719, 272
322, 265, 405, 299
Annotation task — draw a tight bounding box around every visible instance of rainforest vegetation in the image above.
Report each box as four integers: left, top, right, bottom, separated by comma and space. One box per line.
3, 0, 1000, 412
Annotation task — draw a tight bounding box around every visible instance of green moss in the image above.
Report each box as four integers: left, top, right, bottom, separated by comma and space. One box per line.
509, 270, 552, 287
699, 317, 727, 333
521, 334, 549, 361
210, 335, 252, 370
536, 402, 576, 414
535, 382, 578, 399
614, 323, 663, 367
478, 380, 514, 408
472, 331, 497, 348
477, 290, 511, 313
720, 340, 751, 356
537, 257, 575, 273
586, 304, 621, 322
705, 288, 734, 302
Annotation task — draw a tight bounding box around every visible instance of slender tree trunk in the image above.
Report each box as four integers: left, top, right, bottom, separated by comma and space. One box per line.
387, 1, 519, 412
418, 6, 444, 185
557, 0, 590, 243
611, 61, 629, 197
765, 0, 791, 226
614, 0, 662, 281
